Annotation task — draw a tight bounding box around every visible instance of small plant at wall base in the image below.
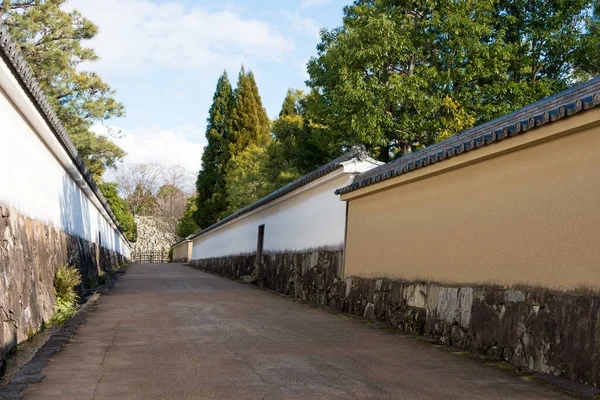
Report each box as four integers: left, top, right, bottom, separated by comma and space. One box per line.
51, 265, 82, 325
86, 270, 109, 289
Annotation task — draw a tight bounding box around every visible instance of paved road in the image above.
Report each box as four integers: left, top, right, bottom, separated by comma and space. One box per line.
23, 263, 571, 400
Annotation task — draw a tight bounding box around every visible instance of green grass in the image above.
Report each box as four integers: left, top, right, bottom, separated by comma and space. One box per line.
51, 265, 81, 325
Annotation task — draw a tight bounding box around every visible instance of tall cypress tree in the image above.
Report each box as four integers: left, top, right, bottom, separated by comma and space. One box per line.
229, 66, 271, 157
194, 71, 234, 228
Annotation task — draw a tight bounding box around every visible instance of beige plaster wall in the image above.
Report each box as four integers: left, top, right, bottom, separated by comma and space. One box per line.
343, 108, 600, 292
172, 241, 192, 261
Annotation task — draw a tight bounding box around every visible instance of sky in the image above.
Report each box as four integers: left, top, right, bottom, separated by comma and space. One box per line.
63, 0, 348, 176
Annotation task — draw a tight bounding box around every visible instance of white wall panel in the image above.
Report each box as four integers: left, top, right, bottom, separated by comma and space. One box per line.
192, 174, 353, 259
0, 84, 130, 257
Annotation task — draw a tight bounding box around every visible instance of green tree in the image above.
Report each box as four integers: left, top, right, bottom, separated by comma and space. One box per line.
263, 89, 338, 191
574, 2, 600, 78
71, 131, 125, 179
127, 184, 155, 216
155, 183, 187, 234
1, 0, 125, 180
493, 0, 596, 86
98, 182, 137, 242
274, 90, 337, 171
194, 71, 235, 228
206, 66, 273, 219
229, 66, 271, 157
306, 0, 599, 161
177, 195, 200, 238
224, 145, 270, 215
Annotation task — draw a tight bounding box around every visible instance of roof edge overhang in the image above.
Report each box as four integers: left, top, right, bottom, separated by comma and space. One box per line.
336, 77, 600, 198
340, 105, 600, 201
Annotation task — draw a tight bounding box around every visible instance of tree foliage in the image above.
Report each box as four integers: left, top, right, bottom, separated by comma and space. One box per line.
225, 145, 271, 215
195, 66, 273, 224
155, 183, 187, 234
575, 1, 600, 78
229, 66, 271, 157
306, 0, 599, 160
271, 89, 338, 171
190, 0, 600, 224
177, 195, 200, 238
98, 182, 137, 242
194, 71, 234, 228
1, 0, 125, 180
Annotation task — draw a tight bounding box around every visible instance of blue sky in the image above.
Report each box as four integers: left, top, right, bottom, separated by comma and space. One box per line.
64, 0, 348, 174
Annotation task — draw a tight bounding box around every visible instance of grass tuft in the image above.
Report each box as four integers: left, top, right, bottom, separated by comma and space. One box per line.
51, 265, 82, 325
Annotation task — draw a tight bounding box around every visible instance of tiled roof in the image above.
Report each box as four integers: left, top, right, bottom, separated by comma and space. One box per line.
336, 77, 600, 195
188, 145, 370, 240
172, 236, 192, 247
0, 24, 128, 241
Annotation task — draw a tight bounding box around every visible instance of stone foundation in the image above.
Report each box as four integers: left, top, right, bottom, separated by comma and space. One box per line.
0, 207, 125, 373
190, 250, 600, 388
132, 216, 176, 255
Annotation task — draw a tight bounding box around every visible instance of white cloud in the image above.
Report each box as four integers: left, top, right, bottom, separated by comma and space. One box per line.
66, 0, 295, 73
300, 0, 333, 8
286, 12, 320, 38
92, 124, 206, 174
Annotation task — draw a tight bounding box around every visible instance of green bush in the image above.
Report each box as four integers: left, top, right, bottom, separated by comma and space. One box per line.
86, 269, 110, 289
52, 265, 82, 324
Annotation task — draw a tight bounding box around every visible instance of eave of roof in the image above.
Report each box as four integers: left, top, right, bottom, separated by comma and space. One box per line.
189, 145, 370, 241
336, 77, 600, 196
172, 236, 193, 248
0, 24, 129, 244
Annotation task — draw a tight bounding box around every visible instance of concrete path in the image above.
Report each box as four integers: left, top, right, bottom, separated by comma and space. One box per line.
23, 263, 572, 400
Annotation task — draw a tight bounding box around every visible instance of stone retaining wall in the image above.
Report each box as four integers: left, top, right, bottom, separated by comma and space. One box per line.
190, 250, 600, 388
132, 216, 177, 255
0, 207, 125, 374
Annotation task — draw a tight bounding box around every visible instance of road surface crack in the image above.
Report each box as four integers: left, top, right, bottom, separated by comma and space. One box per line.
91, 322, 118, 399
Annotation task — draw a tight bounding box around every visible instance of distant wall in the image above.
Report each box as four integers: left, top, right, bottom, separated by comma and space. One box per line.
191, 173, 353, 260
342, 108, 600, 292
132, 216, 177, 256
172, 241, 192, 262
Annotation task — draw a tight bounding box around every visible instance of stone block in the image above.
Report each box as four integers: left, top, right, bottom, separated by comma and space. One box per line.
405, 283, 428, 309
504, 289, 525, 304
436, 287, 473, 329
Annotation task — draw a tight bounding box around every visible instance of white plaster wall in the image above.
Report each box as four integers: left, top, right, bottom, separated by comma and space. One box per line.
192, 174, 353, 259
0, 85, 130, 257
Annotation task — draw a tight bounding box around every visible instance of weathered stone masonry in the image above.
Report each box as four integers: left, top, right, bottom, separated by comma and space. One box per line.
190, 251, 600, 388
0, 207, 125, 373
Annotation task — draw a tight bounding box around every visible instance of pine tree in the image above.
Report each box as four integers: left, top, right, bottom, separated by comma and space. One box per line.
194, 71, 234, 228
224, 145, 270, 215
229, 66, 271, 158
1, 0, 126, 181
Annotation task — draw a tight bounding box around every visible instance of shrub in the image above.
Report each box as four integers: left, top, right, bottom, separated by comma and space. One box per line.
51, 265, 81, 324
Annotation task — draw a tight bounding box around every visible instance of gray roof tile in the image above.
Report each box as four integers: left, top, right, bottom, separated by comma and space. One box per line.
336, 77, 600, 196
